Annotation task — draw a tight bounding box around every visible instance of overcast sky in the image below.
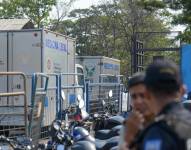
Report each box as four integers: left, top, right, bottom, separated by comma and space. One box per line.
71, 0, 99, 9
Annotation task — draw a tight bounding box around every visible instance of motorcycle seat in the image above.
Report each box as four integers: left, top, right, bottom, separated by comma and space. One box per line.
95, 125, 122, 140
108, 116, 124, 124
94, 136, 119, 150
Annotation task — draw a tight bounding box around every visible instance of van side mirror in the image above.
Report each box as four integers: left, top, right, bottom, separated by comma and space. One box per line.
108, 90, 113, 98
61, 90, 66, 101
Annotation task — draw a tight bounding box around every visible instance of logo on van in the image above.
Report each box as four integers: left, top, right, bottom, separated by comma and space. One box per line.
45, 39, 68, 52
103, 63, 119, 70
85, 65, 95, 77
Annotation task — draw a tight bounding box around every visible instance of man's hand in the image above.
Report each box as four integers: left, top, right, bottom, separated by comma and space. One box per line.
119, 143, 129, 150
124, 111, 145, 145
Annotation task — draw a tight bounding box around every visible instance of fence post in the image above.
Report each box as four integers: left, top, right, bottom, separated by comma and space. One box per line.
56, 75, 59, 119
119, 84, 122, 113
127, 90, 131, 111
85, 82, 89, 113
58, 74, 62, 119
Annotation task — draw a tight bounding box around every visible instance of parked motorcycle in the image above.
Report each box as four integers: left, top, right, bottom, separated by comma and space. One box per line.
0, 135, 34, 150
94, 125, 122, 140
92, 111, 124, 132
72, 127, 119, 150
47, 119, 96, 150
48, 91, 120, 150
46, 120, 72, 150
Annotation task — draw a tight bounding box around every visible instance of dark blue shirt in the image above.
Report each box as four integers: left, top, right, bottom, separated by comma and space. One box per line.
142, 122, 178, 150
139, 102, 190, 150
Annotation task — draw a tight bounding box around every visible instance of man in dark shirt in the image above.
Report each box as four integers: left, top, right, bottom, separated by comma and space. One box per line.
140, 59, 191, 150
119, 72, 154, 150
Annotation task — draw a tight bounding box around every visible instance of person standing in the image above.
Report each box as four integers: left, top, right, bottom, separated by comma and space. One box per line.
140, 59, 191, 150
118, 72, 154, 150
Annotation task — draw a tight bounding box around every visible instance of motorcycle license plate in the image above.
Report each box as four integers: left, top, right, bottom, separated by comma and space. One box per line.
57, 144, 65, 150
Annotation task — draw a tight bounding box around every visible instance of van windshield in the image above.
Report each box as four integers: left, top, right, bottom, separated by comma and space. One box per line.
77, 67, 84, 86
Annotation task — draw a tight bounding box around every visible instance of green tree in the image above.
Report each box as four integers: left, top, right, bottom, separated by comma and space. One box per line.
49, 0, 77, 30
22, 0, 56, 28
53, 0, 170, 76
0, 0, 24, 18
161, 0, 191, 43
0, 0, 56, 28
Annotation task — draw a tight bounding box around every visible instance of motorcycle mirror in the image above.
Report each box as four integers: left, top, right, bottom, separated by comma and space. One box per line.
108, 90, 113, 98
53, 120, 61, 131
79, 100, 85, 109
81, 110, 89, 120
77, 95, 85, 109
102, 100, 106, 106
53, 122, 60, 131
77, 95, 83, 101
94, 113, 99, 118
61, 90, 66, 101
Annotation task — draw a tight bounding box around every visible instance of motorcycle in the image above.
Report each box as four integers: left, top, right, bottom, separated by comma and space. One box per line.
92, 110, 124, 132
47, 119, 96, 150
94, 125, 122, 140
0, 135, 34, 150
46, 120, 72, 150
72, 127, 119, 150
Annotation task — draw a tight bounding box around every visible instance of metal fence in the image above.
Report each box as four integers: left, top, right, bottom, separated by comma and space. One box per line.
0, 72, 87, 142
28, 73, 49, 143
59, 73, 85, 119
86, 82, 125, 114
0, 72, 28, 138
28, 73, 86, 140
24, 73, 59, 140
0, 71, 129, 143
41, 74, 59, 139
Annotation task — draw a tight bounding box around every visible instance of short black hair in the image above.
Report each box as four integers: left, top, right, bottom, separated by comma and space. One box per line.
144, 59, 181, 97
128, 72, 145, 89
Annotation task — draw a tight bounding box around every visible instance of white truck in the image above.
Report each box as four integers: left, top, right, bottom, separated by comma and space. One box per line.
76, 56, 121, 83
0, 29, 83, 127
76, 56, 121, 113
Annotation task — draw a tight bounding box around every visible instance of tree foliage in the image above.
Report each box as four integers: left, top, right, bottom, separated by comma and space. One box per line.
0, 0, 76, 28
0, 0, 178, 75
51, 0, 171, 75
163, 0, 191, 43
50, 0, 77, 30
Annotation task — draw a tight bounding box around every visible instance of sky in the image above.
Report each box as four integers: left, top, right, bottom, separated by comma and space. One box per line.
71, 0, 99, 9
50, 0, 100, 19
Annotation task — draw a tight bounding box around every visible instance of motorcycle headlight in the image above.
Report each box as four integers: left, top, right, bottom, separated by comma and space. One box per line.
94, 114, 99, 118
53, 122, 60, 131
27, 145, 32, 150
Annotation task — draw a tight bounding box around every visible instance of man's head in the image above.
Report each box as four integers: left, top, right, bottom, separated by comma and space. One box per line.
144, 59, 184, 114
128, 72, 151, 117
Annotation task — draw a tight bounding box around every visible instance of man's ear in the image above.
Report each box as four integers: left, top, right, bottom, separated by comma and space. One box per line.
144, 89, 152, 102
180, 84, 187, 97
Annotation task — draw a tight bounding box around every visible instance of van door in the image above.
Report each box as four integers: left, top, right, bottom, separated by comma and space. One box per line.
10, 31, 42, 106
0, 32, 8, 105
